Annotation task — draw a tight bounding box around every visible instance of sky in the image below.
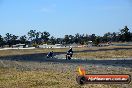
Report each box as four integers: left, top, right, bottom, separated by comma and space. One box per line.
0, 0, 132, 38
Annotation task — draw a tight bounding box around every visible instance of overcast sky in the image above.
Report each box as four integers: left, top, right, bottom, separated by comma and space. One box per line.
0, 0, 132, 38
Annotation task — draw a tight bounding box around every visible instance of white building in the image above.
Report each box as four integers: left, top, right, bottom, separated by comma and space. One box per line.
38, 44, 63, 48
88, 41, 93, 47
12, 44, 28, 48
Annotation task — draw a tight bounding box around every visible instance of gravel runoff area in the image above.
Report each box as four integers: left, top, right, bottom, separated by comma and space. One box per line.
0, 53, 132, 88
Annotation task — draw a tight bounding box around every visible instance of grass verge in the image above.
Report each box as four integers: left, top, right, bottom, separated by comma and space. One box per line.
0, 67, 132, 88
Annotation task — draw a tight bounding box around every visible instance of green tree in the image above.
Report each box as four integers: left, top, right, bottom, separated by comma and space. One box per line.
49, 36, 56, 44
68, 35, 74, 44
74, 33, 81, 44
4, 33, 12, 47
103, 32, 112, 42
64, 35, 70, 44
111, 32, 117, 42
28, 30, 36, 41
28, 30, 42, 44
120, 26, 131, 42
41, 31, 50, 43
11, 35, 18, 45
20, 35, 27, 44
90, 34, 96, 42
94, 36, 100, 46
35, 32, 41, 44
56, 38, 63, 44
0, 35, 4, 47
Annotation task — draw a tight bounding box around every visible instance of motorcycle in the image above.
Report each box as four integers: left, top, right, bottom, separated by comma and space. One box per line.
66, 52, 73, 60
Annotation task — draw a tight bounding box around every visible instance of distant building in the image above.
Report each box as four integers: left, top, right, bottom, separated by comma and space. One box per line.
88, 41, 93, 47
38, 44, 63, 48
12, 44, 28, 48
67, 43, 78, 48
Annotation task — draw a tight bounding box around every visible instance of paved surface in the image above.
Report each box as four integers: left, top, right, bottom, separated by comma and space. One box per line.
0, 53, 132, 73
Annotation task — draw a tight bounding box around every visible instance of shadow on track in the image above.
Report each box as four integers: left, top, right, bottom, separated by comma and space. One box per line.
0, 53, 132, 68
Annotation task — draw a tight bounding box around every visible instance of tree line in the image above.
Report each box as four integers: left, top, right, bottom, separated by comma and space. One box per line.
0, 26, 132, 47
